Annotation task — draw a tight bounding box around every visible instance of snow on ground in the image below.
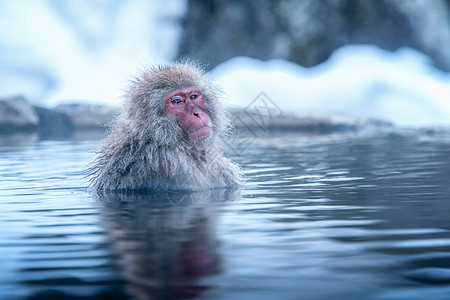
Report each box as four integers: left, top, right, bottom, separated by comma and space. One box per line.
0, 0, 186, 106
213, 46, 450, 127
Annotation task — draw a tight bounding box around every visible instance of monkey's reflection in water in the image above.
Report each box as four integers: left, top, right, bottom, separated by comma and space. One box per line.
96, 189, 239, 300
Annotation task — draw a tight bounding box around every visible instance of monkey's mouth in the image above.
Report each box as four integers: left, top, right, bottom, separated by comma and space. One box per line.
187, 125, 211, 139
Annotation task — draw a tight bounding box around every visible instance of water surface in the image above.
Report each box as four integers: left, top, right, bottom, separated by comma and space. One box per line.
1, 132, 450, 299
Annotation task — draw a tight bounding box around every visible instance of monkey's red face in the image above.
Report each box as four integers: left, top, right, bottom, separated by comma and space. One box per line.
165, 88, 211, 139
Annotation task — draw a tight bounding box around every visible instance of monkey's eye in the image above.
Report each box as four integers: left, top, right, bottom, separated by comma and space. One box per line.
189, 93, 198, 100
171, 98, 183, 104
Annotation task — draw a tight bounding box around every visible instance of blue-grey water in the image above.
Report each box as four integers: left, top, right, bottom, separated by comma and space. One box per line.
1, 132, 450, 300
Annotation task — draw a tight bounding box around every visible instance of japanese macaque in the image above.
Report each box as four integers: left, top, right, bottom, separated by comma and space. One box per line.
89, 62, 242, 191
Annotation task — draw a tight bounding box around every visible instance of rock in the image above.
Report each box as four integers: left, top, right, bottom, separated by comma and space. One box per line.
419, 126, 450, 137
229, 108, 394, 135
0, 96, 118, 139
0, 95, 394, 140
55, 103, 118, 130
179, 0, 450, 71
33, 106, 73, 138
0, 95, 39, 133
33, 104, 115, 140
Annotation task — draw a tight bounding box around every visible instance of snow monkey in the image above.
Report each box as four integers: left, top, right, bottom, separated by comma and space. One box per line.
89, 62, 242, 191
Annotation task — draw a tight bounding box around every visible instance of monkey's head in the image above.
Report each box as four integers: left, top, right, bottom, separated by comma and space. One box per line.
121, 63, 228, 150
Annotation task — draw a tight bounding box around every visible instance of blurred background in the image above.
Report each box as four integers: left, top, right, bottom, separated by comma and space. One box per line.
1, 0, 450, 129
3, 3, 450, 300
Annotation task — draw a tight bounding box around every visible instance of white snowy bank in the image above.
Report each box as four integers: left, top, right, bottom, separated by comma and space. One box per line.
213, 45, 450, 127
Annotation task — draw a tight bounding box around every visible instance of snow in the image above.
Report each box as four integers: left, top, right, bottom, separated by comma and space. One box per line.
1, 1, 450, 127
0, 0, 186, 106
212, 45, 450, 127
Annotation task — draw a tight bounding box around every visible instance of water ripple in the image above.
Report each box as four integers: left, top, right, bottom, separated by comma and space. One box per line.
1, 134, 450, 299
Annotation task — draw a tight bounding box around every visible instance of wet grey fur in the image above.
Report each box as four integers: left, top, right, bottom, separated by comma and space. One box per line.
89, 62, 242, 191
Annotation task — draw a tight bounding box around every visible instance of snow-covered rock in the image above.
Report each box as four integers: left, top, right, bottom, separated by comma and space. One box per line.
0, 96, 39, 133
